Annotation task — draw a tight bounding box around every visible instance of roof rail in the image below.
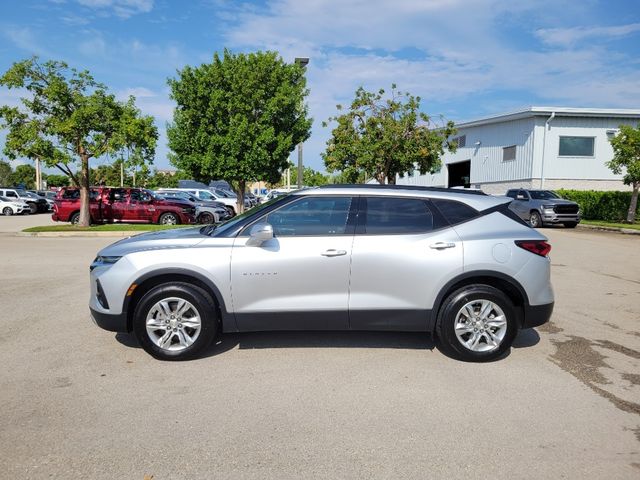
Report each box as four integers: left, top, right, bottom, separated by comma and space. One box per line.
316, 184, 487, 196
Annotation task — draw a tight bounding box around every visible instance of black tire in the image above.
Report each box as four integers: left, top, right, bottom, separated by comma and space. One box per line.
198, 211, 214, 224
529, 211, 542, 228
158, 212, 179, 225
132, 282, 218, 360
3, 207, 13, 216
563, 222, 578, 228
225, 206, 236, 217
436, 285, 518, 362
70, 212, 80, 225
28, 202, 37, 214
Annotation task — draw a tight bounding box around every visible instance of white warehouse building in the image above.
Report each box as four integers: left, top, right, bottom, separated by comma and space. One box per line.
397, 107, 640, 194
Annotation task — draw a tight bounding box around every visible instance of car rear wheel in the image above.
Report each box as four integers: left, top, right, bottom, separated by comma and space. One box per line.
563, 222, 578, 228
159, 212, 179, 225
436, 285, 517, 362
70, 212, 80, 225
529, 211, 542, 228
3, 207, 13, 216
132, 283, 218, 360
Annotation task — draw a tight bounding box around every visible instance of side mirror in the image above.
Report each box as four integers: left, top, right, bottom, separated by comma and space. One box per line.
246, 223, 273, 247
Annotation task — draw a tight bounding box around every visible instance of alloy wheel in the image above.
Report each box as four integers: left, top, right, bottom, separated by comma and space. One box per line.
145, 297, 202, 352
453, 299, 507, 353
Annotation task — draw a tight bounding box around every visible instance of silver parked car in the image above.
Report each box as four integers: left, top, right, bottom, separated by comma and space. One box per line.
89, 185, 554, 362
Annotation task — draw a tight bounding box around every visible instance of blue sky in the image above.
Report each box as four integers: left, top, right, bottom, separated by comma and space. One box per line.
1, 0, 640, 173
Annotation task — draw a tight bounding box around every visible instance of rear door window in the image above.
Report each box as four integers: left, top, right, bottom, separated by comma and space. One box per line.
362, 197, 434, 234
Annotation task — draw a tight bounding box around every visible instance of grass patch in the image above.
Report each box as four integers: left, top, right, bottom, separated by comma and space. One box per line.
581, 220, 640, 231
24, 224, 194, 233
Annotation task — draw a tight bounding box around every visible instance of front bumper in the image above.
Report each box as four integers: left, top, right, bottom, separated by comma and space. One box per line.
522, 302, 554, 328
90, 307, 128, 332
541, 211, 580, 224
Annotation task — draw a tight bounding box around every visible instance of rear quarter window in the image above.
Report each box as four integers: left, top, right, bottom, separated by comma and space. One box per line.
430, 198, 479, 225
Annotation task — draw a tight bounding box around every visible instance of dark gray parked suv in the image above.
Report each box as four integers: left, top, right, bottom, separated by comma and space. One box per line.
506, 189, 580, 228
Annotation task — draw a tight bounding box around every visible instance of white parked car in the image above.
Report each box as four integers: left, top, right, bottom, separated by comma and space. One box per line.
0, 196, 30, 215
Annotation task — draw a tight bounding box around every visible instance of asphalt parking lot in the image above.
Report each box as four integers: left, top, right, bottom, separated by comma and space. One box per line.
0, 225, 638, 479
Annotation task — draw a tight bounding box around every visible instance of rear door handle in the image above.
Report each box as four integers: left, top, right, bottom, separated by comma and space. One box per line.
321, 249, 347, 257
429, 242, 456, 250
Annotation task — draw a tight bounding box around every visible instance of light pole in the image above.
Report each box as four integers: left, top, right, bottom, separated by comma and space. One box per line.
294, 57, 309, 189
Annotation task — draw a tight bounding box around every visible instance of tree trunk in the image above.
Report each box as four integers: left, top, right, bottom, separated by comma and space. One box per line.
236, 180, 246, 214
78, 154, 91, 227
627, 182, 639, 223
387, 174, 396, 185
375, 173, 385, 184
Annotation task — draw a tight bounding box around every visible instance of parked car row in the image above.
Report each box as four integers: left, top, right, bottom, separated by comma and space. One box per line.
0, 187, 50, 214
50, 186, 258, 225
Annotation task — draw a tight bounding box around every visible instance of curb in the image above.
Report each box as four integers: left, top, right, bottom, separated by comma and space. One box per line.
576, 224, 640, 235
16, 231, 140, 238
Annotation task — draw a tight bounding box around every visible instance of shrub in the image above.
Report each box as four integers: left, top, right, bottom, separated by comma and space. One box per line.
555, 189, 639, 222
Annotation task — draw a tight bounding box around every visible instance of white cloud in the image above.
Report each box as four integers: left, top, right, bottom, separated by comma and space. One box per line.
2, 26, 53, 56
73, 0, 154, 18
116, 87, 174, 121
536, 23, 640, 47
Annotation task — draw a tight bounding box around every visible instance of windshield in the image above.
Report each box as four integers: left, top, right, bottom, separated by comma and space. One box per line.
197, 190, 216, 200
208, 194, 289, 236
530, 190, 560, 200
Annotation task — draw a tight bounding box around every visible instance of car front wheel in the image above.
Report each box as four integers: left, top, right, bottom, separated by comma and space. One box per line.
436, 285, 517, 362
3, 207, 13, 216
132, 283, 218, 360
529, 211, 542, 228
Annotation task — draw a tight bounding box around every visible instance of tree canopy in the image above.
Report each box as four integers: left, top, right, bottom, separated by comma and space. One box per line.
322, 85, 456, 184
608, 124, 640, 223
0, 57, 157, 225
167, 49, 312, 212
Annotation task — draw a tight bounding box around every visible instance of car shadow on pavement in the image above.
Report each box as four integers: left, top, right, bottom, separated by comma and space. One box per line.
115, 328, 538, 360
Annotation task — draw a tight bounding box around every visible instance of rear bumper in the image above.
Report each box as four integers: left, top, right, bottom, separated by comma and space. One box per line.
522, 302, 554, 328
90, 307, 128, 333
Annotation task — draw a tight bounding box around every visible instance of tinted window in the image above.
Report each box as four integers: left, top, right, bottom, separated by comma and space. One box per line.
265, 196, 352, 236
559, 136, 594, 156
506, 190, 517, 199
529, 190, 559, 200
111, 189, 127, 202
364, 197, 433, 234
431, 198, 478, 225
6, 191, 17, 198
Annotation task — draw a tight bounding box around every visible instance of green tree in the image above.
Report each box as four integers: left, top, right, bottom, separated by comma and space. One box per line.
608, 124, 640, 223
303, 166, 329, 186
0, 160, 12, 185
167, 49, 312, 213
322, 85, 456, 184
0, 57, 157, 226
8, 163, 36, 188
43, 173, 69, 187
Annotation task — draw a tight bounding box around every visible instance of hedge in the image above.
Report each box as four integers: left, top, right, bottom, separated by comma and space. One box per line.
555, 189, 638, 222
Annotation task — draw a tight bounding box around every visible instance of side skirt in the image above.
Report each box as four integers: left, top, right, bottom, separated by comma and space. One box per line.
234, 309, 431, 333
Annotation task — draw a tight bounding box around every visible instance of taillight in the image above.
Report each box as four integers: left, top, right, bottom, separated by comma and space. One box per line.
515, 240, 551, 257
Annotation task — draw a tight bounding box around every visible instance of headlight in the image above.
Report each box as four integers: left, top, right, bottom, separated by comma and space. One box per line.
542, 204, 555, 210
90, 255, 122, 271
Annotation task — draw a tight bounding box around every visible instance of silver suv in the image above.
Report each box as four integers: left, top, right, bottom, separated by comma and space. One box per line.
89, 185, 554, 362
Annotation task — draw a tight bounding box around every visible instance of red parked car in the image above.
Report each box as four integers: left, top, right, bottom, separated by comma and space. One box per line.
52, 187, 197, 225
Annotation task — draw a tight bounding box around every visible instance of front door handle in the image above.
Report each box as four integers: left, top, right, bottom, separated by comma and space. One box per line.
321, 249, 347, 257
429, 242, 456, 250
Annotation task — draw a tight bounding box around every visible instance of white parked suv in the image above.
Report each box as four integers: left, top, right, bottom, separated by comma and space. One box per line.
0, 195, 30, 215
89, 185, 554, 362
